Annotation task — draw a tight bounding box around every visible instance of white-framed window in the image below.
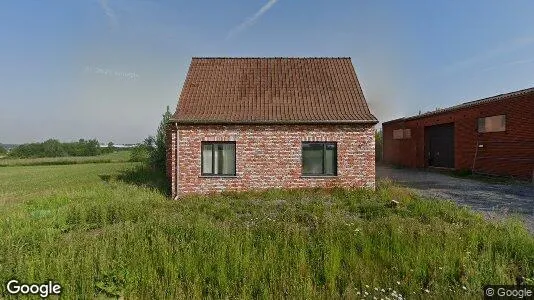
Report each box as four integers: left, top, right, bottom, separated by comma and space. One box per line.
477, 115, 506, 133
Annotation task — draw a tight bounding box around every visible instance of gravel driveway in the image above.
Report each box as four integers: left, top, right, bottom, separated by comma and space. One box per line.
376, 165, 534, 233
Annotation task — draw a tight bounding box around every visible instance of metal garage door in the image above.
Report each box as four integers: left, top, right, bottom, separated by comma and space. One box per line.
425, 123, 455, 168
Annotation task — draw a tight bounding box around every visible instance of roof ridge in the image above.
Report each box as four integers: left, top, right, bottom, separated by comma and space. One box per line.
457, 87, 534, 106
191, 57, 352, 59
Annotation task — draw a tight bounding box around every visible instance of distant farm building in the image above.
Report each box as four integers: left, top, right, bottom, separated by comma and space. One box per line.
382, 88, 534, 179
99, 144, 136, 149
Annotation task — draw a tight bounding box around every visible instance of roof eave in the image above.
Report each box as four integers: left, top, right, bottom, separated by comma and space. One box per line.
382, 117, 406, 125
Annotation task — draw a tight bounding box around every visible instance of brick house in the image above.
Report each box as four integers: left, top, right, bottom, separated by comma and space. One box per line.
382, 87, 534, 179
166, 57, 378, 198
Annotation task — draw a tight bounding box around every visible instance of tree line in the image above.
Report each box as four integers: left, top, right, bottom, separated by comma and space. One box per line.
6, 139, 116, 158
3, 105, 171, 177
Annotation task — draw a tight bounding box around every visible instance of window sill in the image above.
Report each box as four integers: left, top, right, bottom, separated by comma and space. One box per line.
300, 175, 338, 178
477, 131, 507, 134
199, 175, 239, 178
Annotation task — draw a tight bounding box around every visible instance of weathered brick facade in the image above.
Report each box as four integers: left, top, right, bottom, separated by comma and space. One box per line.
166, 57, 379, 197
167, 124, 375, 198
383, 89, 534, 179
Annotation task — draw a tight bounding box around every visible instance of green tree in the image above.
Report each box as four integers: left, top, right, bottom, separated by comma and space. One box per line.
149, 106, 172, 173
130, 145, 150, 162
0, 144, 6, 155
43, 139, 65, 157
100, 141, 115, 154
143, 136, 155, 149
375, 129, 383, 162
9, 143, 43, 158
130, 136, 154, 162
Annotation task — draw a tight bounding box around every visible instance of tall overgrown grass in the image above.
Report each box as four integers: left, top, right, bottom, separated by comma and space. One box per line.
0, 163, 532, 299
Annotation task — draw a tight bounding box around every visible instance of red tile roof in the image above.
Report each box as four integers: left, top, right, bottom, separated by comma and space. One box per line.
172, 57, 378, 124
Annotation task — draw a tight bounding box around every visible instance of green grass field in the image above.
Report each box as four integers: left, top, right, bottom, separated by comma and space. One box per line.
0, 161, 532, 299
0, 151, 131, 167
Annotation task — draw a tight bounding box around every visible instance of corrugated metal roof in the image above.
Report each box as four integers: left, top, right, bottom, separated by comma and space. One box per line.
383, 87, 534, 124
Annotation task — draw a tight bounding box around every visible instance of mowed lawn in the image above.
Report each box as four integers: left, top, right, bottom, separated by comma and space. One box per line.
0, 162, 533, 299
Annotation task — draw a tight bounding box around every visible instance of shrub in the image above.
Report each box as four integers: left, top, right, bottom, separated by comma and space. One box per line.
130, 145, 151, 162
375, 129, 383, 162
133, 106, 172, 173
101, 142, 116, 154
149, 106, 172, 173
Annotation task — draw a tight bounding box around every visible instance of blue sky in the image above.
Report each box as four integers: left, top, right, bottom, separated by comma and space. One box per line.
1, 0, 534, 144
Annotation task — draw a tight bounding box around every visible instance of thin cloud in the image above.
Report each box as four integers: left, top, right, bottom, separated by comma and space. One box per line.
227, 0, 279, 39
84, 66, 140, 80
98, 0, 118, 30
444, 36, 534, 74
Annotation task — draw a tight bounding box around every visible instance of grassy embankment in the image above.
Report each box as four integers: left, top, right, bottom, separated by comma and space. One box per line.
0, 161, 532, 299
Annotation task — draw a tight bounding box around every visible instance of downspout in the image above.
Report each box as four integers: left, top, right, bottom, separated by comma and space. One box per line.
173, 122, 180, 200
471, 139, 479, 173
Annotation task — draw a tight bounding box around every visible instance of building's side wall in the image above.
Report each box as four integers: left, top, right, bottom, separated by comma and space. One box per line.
382, 120, 419, 168
166, 124, 177, 197
171, 124, 375, 197
383, 93, 534, 178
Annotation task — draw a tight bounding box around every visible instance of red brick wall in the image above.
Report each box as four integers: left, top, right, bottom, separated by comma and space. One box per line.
167, 124, 375, 198
382, 120, 420, 168
166, 123, 177, 197
383, 92, 534, 179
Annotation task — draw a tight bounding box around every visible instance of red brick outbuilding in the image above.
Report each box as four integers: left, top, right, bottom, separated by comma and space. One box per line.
382, 88, 534, 179
166, 57, 378, 198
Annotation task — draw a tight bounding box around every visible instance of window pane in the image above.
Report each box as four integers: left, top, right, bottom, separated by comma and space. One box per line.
220, 144, 235, 175
202, 144, 213, 174
202, 143, 236, 175
213, 145, 220, 174
324, 144, 336, 175
404, 129, 411, 139
302, 143, 324, 174
479, 115, 505, 133
477, 118, 486, 133
486, 115, 505, 132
